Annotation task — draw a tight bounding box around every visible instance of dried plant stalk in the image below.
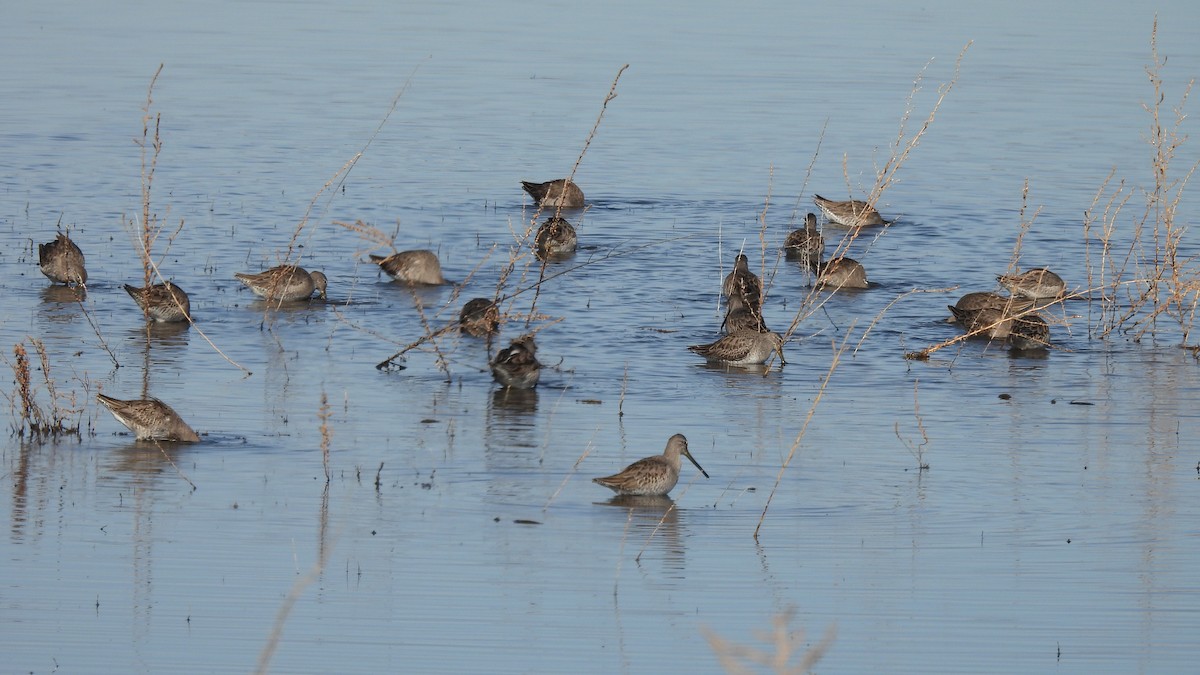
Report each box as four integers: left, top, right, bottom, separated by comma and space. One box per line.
6, 339, 81, 439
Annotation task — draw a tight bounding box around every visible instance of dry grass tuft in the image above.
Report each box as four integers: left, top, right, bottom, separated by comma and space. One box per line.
6, 339, 82, 439
1083, 20, 1198, 344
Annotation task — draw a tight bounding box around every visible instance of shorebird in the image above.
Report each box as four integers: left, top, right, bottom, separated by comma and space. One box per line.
38, 232, 87, 285
812, 194, 887, 228
783, 212, 824, 264
521, 178, 584, 208
491, 335, 541, 389
1009, 314, 1051, 351
96, 393, 200, 442
947, 305, 1014, 340
459, 298, 500, 337
534, 216, 578, 259
815, 257, 869, 290
593, 433, 709, 496
723, 253, 763, 310
997, 268, 1065, 300
234, 265, 327, 302
369, 250, 446, 285
124, 282, 191, 323
689, 329, 785, 366
948, 292, 1032, 323
722, 305, 768, 334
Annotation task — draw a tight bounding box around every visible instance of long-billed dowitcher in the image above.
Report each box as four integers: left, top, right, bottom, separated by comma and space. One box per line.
784, 212, 825, 264
491, 334, 541, 389
38, 232, 87, 285
722, 305, 768, 334
723, 253, 763, 310
812, 194, 888, 228
997, 268, 1065, 300
96, 393, 200, 442
689, 329, 785, 366
815, 257, 869, 290
521, 178, 584, 208
534, 216, 578, 259
124, 282, 191, 322
947, 291, 1032, 323
593, 433, 709, 496
1009, 314, 1051, 351
948, 305, 1014, 340
459, 297, 500, 337
369, 250, 447, 285
234, 265, 327, 302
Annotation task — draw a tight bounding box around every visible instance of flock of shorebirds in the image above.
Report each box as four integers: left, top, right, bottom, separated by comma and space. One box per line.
36, 178, 1065, 497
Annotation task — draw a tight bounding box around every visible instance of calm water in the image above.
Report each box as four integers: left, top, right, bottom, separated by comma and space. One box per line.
3, 1, 1200, 673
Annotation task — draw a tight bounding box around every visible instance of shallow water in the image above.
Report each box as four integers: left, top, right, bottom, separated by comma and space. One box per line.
3, 1, 1200, 673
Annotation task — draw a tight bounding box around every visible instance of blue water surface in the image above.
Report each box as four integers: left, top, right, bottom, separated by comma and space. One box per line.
2, 1, 1199, 673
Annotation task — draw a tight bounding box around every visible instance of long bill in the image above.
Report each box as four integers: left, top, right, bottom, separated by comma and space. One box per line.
684, 450, 710, 478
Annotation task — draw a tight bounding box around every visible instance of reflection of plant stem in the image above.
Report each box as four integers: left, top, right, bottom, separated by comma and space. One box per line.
254, 537, 333, 675
703, 606, 836, 674
895, 380, 930, 470
634, 501, 677, 564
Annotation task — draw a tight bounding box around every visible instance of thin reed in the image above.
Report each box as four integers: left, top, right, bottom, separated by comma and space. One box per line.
319, 390, 332, 484
1081, 19, 1198, 345
128, 65, 250, 373
776, 45, 969, 348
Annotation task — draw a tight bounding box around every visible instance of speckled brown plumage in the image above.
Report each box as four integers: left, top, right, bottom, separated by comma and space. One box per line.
235, 265, 327, 302
124, 282, 191, 322
812, 194, 887, 227
491, 335, 541, 389
96, 393, 200, 442
38, 232, 87, 285
593, 434, 709, 496
689, 329, 785, 366
521, 179, 584, 208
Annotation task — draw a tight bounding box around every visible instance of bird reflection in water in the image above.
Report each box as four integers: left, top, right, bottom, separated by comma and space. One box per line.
596, 493, 687, 572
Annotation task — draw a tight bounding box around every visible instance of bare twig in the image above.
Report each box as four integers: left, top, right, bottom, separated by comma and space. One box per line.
756, 327, 854, 537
